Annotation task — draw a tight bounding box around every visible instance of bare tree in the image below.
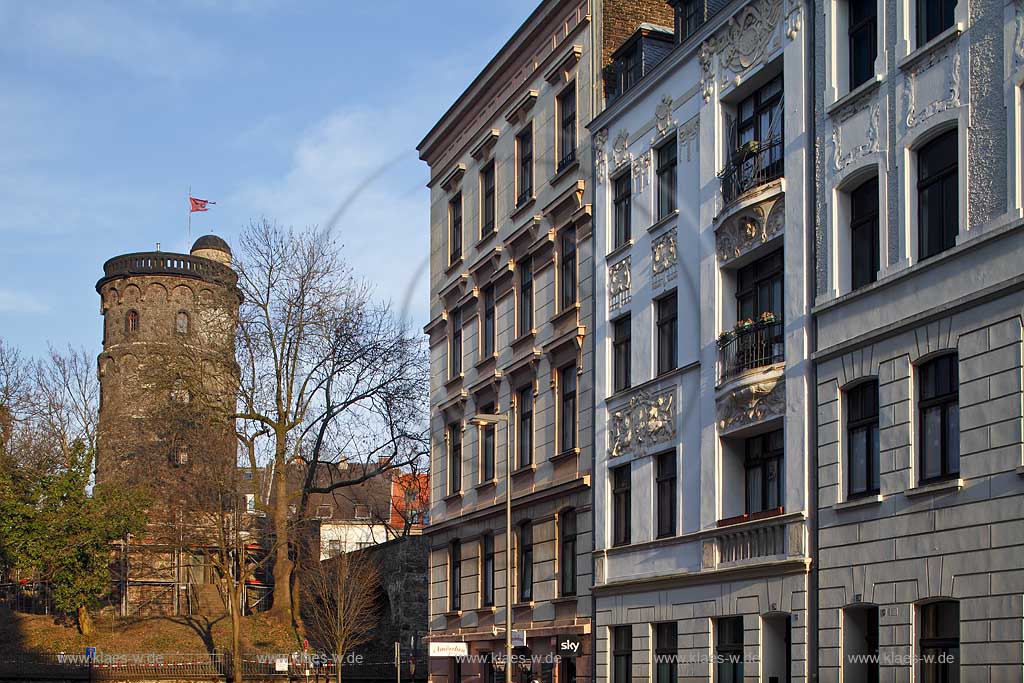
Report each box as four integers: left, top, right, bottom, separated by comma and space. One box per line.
231, 219, 429, 625
300, 546, 381, 683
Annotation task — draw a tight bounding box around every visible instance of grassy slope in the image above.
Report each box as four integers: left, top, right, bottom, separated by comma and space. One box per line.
0, 609, 298, 654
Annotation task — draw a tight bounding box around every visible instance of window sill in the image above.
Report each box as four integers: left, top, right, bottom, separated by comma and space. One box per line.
550, 595, 577, 604
512, 464, 536, 477
475, 478, 498, 491
826, 75, 883, 117
444, 610, 464, 618
513, 601, 536, 609
475, 353, 498, 370
606, 239, 633, 263
898, 24, 962, 72
443, 491, 464, 503
1017, 465, 1024, 477
511, 195, 537, 221
832, 493, 884, 511
444, 373, 464, 390
550, 447, 580, 463
474, 228, 498, 250
905, 477, 963, 497
475, 605, 497, 614
511, 330, 536, 349
551, 302, 581, 327
717, 507, 784, 528
648, 209, 679, 234
444, 256, 464, 277
550, 158, 580, 186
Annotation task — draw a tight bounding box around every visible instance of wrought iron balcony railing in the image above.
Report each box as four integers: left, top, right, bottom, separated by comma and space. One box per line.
717, 319, 784, 382
718, 137, 784, 206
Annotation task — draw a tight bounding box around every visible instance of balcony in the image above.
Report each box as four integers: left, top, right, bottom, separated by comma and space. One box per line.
702, 513, 807, 571
719, 137, 784, 206
717, 317, 783, 383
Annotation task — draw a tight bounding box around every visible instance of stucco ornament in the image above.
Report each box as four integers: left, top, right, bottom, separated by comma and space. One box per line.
1015, 0, 1024, 66
699, 0, 787, 100
608, 389, 677, 458
904, 48, 961, 129
633, 150, 651, 192
612, 129, 631, 169
716, 197, 785, 264
832, 104, 880, 172
594, 128, 609, 184
608, 257, 631, 311
717, 379, 785, 433
652, 228, 678, 288
655, 94, 676, 136
678, 116, 700, 161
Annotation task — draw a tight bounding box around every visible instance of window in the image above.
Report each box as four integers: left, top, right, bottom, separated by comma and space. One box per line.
656, 291, 678, 375
480, 161, 496, 236
175, 446, 189, 466
612, 464, 631, 546
517, 386, 533, 469
654, 622, 678, 683
745, 429, 784, 514
482, 285, 496, 357
175, 311, 189, 334
560, 227, 577, 310
518, 257, 534, 335
612, 316, 631, 393
481, 533, 495, 607
724, 75, 784, 202
612, 626, 632, 683
317, 504, 332, 519
559, 509, 577, 596
736, 249, 783, 322
449, 540, 461, 611
125, 310, 139, 334
448, 423, 462, 495
450, 308, 463, 378
558, 86, 577, 171
849, 0, 877, 89
560, 365, 577, 453
516, 127, 533, 205
656, 451, 677, 538
656, 139, 677, 220
559, 659, 577, 683
919, 601, 959, 682
919, 354, 959, 482
674, 0, 705, 40
847, 380, 880, 497
354, 504, 370, 519
716, 617, 744, 683
449, 193, 462, 264
480, 403, 496, 482
243, 494, 255, 513
613, 173, 631, 249
518, 522, 533, 602
328, 539, 342, 556
918, 130, 958, 260
843, 605, 880, 683
850, 176, 879, 290
917, 0, 956, 46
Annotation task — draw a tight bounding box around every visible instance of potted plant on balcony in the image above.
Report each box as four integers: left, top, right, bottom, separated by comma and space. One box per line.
759, 311, 777, 325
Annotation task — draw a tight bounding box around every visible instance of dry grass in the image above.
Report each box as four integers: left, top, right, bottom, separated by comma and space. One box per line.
0, 609, 298, 654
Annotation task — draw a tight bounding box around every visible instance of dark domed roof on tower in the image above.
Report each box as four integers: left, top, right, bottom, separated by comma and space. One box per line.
191, 234, 231, 255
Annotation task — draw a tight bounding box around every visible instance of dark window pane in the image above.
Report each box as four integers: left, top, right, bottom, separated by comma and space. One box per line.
613, 174, 632, 249
918, 130, 958, 259
850, 176, 879, 290
613, 316, 632, 392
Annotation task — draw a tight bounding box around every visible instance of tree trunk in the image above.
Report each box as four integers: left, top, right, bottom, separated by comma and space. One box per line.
336, 644, 343, 683
230, 584, 243, 683
271, 434, 292, 623
76, 605, 93, 636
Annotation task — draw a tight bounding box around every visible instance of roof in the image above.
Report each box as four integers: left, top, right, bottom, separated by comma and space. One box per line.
191, 234, 231, 255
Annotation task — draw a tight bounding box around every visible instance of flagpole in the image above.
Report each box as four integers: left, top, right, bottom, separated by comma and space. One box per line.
188, 185, 192, 244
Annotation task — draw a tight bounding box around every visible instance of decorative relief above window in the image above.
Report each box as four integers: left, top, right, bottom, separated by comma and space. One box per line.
632, 150, 651, 193
678, 116, 699, 162
716, 196, 785, 264
594, 128, 609, 184
655, 94, 676, 137
832, 104, 880, 173
608, 257, 632, 311
717, 378, 785, 434
699, 0, 798, 101
612, 129, 631, 169
652, 229, 678, 290
608, 389, 677, 458
902, 46, 961, 130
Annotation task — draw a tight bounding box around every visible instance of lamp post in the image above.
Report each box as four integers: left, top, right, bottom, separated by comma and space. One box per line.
469, 410, 513, 683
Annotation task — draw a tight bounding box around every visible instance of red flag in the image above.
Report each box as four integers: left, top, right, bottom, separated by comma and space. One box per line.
190, 196, 216, 212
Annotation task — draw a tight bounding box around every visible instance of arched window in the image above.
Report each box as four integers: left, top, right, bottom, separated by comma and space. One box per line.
175, 311, 190, 335
125, 310, 139, 333
918, 600, 959, 679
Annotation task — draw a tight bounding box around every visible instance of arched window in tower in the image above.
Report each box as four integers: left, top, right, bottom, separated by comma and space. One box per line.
175, 311, 190, 335
170, 377, 191, 404
125, 310, 140, 334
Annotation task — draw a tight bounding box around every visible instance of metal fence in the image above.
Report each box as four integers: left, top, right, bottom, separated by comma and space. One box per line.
717, 320, 784, 382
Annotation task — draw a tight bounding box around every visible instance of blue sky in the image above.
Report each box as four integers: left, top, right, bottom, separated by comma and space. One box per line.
0, 0, 534, 358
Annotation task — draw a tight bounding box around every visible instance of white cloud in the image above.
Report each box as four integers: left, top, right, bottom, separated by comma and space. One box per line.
0, 289, 49, 314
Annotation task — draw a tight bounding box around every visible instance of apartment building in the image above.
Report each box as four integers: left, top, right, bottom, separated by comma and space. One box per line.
418, 2, 678, 681
812, 0, 1024, 678
589, 0, 813, 680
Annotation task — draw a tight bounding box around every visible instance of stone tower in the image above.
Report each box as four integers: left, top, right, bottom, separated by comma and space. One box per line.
95, 235, 241, 493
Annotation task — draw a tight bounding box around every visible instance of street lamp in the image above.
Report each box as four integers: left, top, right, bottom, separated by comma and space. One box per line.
469, 411, 513, 683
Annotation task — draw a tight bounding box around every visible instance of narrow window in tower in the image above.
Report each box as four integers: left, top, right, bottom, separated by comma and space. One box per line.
176, 311, 190, 335
126, 310, 140, 334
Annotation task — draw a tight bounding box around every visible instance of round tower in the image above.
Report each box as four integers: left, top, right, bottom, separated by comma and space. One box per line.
95, 236, 241, 493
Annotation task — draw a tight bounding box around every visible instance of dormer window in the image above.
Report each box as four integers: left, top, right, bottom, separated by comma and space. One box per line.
606, 25, 675, 102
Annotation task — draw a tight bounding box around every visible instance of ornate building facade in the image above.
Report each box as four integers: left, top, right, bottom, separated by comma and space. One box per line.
418, 1, 675, 681
812, 0, 1024, 677
589, 0, 813, 679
